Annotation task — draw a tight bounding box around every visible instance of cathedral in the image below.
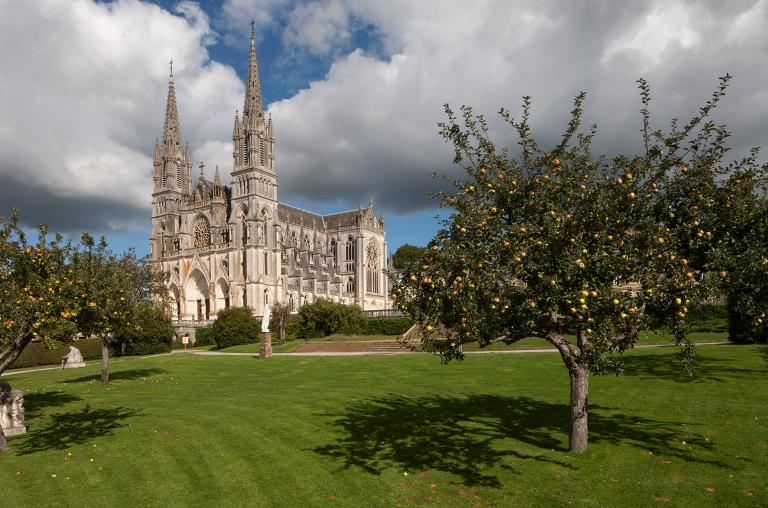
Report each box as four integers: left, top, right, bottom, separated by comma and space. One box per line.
149, 29, 390, 325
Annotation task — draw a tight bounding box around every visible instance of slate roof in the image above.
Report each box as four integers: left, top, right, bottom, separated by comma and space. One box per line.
277, 203, 325, 228
323, 210, 361, 229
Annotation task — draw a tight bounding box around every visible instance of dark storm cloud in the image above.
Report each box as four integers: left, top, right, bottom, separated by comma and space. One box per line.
0, 172, 147, 234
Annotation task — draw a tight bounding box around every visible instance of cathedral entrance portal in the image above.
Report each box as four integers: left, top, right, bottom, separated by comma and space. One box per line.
184, 269, 209, 321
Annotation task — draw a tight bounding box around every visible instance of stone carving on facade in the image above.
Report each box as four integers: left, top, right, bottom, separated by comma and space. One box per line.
0, 383, 26, 437
193, 217, 210, 248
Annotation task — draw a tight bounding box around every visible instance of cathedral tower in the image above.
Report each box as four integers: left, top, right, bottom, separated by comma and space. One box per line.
230, 24, 278, 309
150, 63, 192, 261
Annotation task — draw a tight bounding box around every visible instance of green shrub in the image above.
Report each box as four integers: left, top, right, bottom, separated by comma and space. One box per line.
10, 338, 102, 369
194, 325, 215, 346
364, 317, 413, 336
285, 315, 301, 341
644, 303, 728, 333
113, 302, 175, 356
726, 295, 768, 344
299, 299, 367, 337
212, 307, 260, 348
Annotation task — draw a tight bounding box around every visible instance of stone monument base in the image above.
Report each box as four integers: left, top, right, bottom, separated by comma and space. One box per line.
62, 360, 86, 369
260, 331, 273, 359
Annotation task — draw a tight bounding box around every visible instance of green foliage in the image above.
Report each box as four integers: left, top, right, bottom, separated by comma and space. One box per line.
392, 244, 427, 270
393, 76, 766, 452
285, 315, 301, 341
9, 338, 102, 369
364, 317, 413, 336
0, 211, 81, 373
298, 299, 367, 337
211, 307, 260, 348
113, 302, 174, 356
395, 77, 754, 366
194, 325, 215, 346
727, 295, 768, 344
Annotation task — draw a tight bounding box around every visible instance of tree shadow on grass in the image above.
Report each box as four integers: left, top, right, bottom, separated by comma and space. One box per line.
620, 347, 762, 383
23, 391, 82, 419
15, 404, 141, 455
62, 368, 166, 384
314, 394, 723, 488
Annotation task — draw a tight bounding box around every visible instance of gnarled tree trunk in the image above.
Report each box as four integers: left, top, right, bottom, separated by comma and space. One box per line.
100, 334, 110, 385
0, 325, 32, 376
568, 363, 590, 454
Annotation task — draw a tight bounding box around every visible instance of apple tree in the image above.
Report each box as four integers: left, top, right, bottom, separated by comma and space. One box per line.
394, 77, 753, 453
0, 211, 80, 450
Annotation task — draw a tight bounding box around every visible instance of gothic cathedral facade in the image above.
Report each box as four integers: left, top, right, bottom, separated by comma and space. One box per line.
149, 30, 390, 324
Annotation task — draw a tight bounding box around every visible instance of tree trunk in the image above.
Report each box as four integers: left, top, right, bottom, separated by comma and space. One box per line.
0, 426, 8, 453
0, 325, 32, 375
100, 335, 110, 385
568, 364, 590, 453
279, 323, 285, 344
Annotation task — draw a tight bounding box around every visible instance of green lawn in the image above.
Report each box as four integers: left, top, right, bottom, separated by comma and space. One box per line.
463, 331, 729, 351
1, 344, 766, 507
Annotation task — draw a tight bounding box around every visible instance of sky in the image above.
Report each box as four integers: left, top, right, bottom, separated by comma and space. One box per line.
1, 0, 768, 258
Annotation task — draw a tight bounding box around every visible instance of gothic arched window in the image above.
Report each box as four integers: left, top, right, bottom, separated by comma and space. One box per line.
366, 240, 380, 294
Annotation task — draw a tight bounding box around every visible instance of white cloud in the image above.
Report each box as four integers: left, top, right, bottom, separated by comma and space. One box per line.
0, 0, 242, 231
232, 0, 768, 212
282, 0, 351, 55
602, 0, 705, 68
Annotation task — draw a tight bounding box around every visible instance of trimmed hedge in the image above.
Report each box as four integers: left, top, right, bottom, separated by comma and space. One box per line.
364, 317, 413, 336
10, 338, 102, 369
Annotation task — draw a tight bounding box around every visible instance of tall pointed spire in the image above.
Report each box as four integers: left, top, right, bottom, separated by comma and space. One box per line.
163, 59, 182, 148
243, 20, 264, 122
232, 110, 241, 137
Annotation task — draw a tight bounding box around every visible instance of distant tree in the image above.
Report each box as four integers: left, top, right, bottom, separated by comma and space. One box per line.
270, 301, 291, 344
70, 236, 146, 385
392, 244, 427, 270
211, 307, 260, 348
113, 301, 174, 355
394, 76, 753, 453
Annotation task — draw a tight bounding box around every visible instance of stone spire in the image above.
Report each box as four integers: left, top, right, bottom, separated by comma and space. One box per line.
232, 110, 241, 138
214, 165, 221, 186
163, 60, 182, 148
243, 20, 264, 124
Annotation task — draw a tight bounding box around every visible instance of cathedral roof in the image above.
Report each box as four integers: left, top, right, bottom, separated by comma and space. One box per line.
277, 203, 325, 228
323, 210, 361, 229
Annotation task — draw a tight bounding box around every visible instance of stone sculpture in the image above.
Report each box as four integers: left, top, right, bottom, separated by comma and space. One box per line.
61, 345, 86, 369
0, 383, 26, 437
